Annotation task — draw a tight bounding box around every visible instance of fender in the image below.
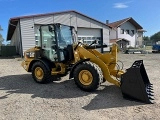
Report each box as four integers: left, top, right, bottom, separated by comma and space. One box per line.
69, 58, 90, 79
28, 58, 54, 72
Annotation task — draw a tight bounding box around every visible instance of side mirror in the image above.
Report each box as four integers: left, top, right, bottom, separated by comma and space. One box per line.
48, 25, 54, 32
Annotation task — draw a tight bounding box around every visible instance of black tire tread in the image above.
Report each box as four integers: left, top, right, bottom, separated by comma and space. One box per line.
74, 61, 103, 91
91, 62, 103, 84
31, 61, 52, 84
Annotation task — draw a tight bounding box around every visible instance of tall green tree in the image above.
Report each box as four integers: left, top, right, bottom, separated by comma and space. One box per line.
150, 31, 160, 43
0, 25, 4, 45
143, 36, 150, 41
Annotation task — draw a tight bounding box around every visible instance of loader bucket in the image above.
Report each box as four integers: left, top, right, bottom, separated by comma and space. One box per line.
121, 60, 154, 103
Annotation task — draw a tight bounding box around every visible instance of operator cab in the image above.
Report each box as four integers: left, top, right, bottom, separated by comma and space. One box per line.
39, 23, 74, 62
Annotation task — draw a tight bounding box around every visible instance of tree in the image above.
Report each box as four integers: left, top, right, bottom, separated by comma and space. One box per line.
143, 36, 150, 41
0, 25, 4, 45
150, 31, 160, 43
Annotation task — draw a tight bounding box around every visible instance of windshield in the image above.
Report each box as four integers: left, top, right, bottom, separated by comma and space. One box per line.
57, 25, 73, 48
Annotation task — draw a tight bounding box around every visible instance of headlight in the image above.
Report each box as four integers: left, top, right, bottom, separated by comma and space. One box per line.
26, 51, 35, 58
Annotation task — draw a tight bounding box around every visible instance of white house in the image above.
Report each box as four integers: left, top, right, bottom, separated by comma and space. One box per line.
108, 17, 146, 49
7, 10, 111, 56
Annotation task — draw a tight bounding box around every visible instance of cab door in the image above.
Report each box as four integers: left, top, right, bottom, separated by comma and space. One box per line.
40, 25, 58, 61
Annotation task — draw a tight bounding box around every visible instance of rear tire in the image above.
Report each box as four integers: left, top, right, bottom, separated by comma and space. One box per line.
31, 61, 52, 83
73, 61, 103, 92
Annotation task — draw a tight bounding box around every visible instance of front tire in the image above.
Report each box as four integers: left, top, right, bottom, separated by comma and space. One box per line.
73, 61, 103, 92
31, 61, 52, 83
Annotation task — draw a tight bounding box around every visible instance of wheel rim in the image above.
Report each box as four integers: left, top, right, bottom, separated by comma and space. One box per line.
79, 70, 93, 85
34, 67, 44, 80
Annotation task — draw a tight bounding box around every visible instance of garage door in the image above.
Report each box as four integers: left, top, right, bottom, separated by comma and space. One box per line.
77, 28, 102, 45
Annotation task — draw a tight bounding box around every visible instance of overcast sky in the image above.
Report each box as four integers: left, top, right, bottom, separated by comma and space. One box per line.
0, 0, 160, 43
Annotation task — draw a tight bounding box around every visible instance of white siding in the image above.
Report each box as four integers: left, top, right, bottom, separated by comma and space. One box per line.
20, 18, 35, 53
77, 14, 90, 27
54, 13, 70, 25
117, 22, 136, 47
103, 25, 110, 51
137, 31, 143, 46
70, 12, 105, 29
17, 11, 110, 54
34, 15, 53, 24
110, 29, 117, 40
11, 22, 21, 55
70, 12, 77, 30
90, 19, 103, 28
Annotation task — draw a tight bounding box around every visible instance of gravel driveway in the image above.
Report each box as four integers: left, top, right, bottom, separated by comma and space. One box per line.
0, 53, 160, 120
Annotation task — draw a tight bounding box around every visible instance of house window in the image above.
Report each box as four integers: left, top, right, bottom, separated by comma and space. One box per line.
126, 30, 129, 34
131, 30, 134, 34
82, 37, 86, 40
121, 29, 124, 34
80, 36, 101, 45
78, 37, 81, 40
87, 37, 91, 40
92, 37, 96, 40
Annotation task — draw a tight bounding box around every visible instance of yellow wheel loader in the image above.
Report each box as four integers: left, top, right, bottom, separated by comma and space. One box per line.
22, 23, 154, 103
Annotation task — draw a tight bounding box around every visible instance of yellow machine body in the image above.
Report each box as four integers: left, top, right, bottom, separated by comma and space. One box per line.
22, 43, 123, 86
73, 44, 124, 87
21, 23, 154, 104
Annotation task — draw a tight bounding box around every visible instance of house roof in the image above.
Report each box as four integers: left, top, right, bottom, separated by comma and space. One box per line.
7, 10, 111, 40
137, 29, 147, 32
108, 17, 143, 30
110, 38, 130, 43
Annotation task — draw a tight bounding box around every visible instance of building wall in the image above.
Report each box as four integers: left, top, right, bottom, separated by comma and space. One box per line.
137, 31, 143, 46
11, 22, 22, 55
103, 25, 110, 51
110, 29, 117, 40
20, 18, 35, 54
117, 22, 137, 47
34, 15, 54, 24
13, 11, 110, 54
54, 13, 70, 25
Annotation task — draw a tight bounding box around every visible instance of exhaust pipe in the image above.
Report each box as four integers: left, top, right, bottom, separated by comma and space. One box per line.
120, 60, 154, 103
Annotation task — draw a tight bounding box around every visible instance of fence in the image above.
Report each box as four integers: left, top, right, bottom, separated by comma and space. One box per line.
0, 46, 16, 57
